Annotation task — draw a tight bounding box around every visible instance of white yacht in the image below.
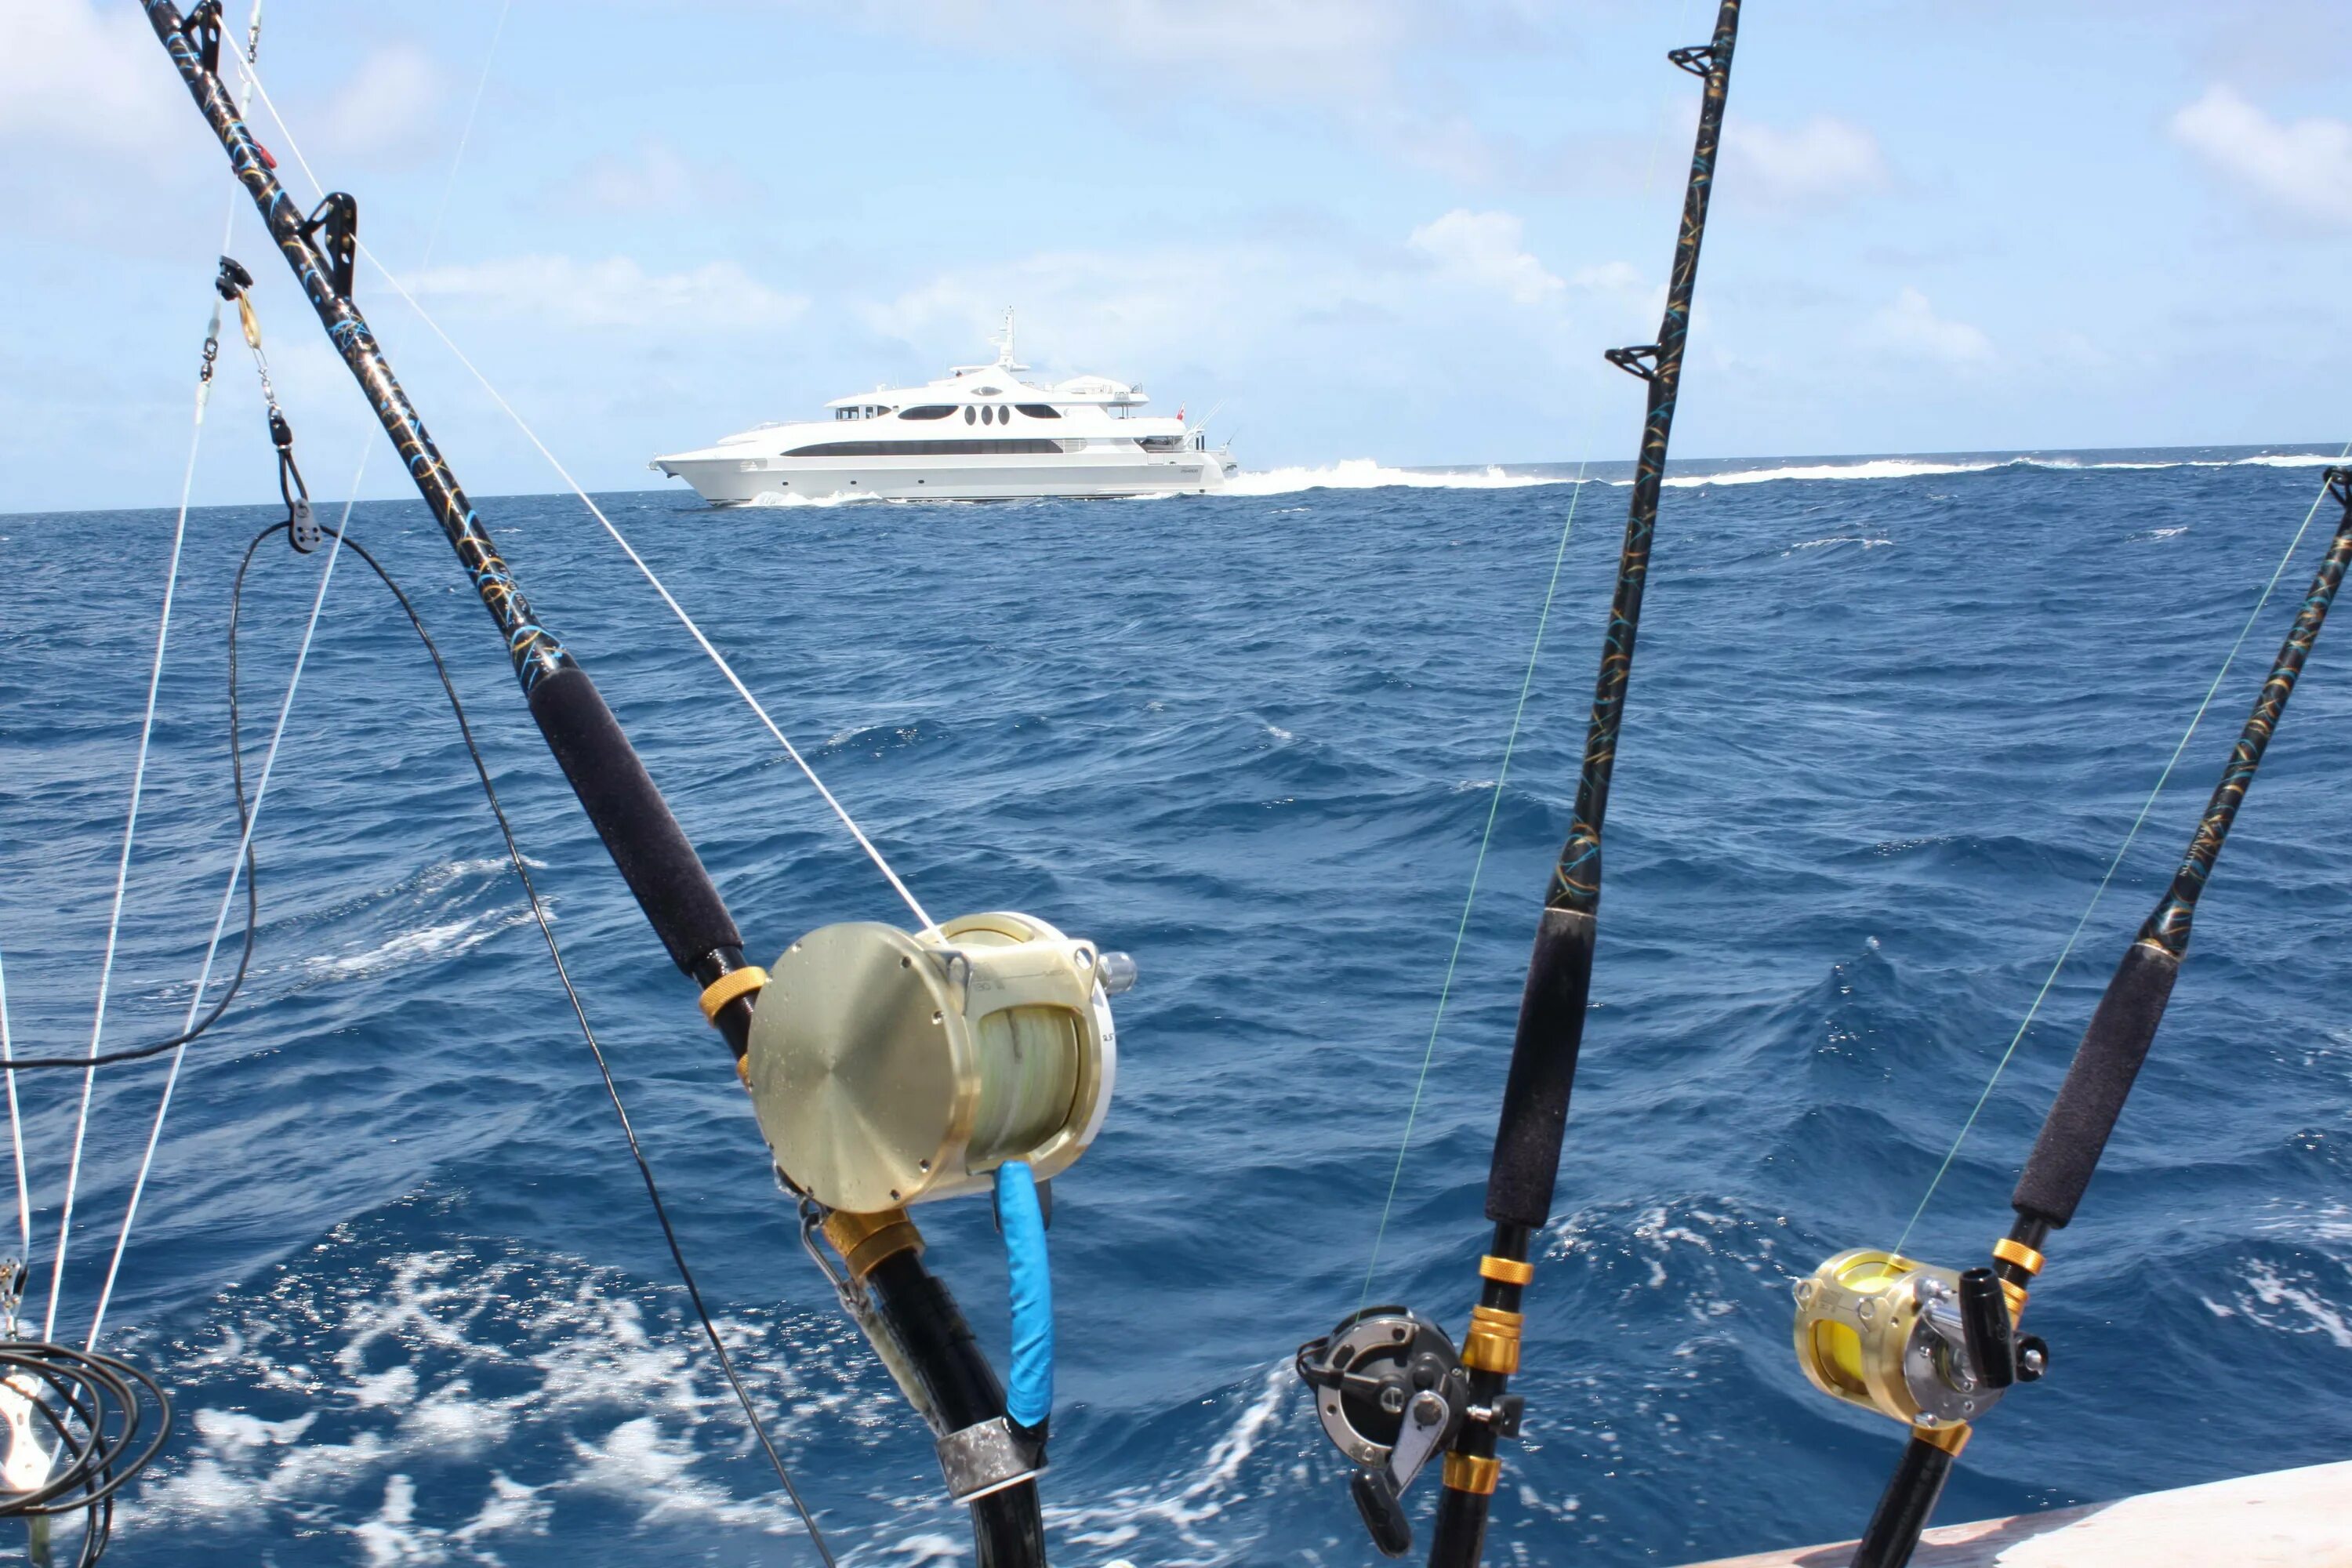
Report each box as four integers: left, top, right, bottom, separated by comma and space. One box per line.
651, 315, 1236, 504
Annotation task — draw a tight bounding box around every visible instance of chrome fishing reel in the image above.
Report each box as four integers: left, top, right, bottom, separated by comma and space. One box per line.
744, 911, 1130, 1214
1792, 1249, 2046, 1432
1296, 1308, 1482, 1559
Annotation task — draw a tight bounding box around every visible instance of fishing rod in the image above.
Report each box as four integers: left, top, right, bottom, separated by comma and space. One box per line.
140, 6, 1128, 1563
1790, 466, 2352, 1568
1296, 5, 1742, 1563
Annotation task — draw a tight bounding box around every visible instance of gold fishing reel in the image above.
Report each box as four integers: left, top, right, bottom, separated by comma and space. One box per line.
1791, 1248, 2042, 1431
744, 911, 1127, 1214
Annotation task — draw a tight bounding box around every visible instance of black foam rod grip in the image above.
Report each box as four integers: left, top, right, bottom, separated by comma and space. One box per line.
2011, 938, 2180, 1229
1485, 907, 1596, 1230
525, 663, 743, 975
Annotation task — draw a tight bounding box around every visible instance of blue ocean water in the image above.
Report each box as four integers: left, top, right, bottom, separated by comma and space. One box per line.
2, 447, 2350, 1567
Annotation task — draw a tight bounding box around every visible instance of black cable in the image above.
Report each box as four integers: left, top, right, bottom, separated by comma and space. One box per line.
0, 532, 275, 1073
0, 1338, 173, 1568
300, 524, 840, 1564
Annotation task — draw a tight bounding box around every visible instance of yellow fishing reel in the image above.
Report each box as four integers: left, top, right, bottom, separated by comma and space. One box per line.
743, 911, 1128, 1214
1792, 1248, 2044, 1432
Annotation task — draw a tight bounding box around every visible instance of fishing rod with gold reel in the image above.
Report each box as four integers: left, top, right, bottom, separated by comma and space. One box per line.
143, 5, 1138, 1562
1792, 466, 2352, 1568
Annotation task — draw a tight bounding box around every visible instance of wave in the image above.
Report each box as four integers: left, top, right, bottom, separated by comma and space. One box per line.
1226, 459, 1566, 495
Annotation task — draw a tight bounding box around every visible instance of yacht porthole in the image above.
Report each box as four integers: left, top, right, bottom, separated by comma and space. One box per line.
964, 406, 977, 424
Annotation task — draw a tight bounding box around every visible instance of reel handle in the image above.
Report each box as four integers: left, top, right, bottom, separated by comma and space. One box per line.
1350, 1470, 1415, 1559
1956, 1268, 2014, 1390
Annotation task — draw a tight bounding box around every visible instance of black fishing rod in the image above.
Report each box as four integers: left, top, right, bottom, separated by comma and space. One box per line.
140, 6, 1044, 1563
1791, 467, 2352, 1568
1297, 6, 1741, 1563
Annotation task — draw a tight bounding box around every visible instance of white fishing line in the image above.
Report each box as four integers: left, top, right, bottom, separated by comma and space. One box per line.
82, 458, 359, 1356
82, 5, 518, 1352
0, 941, 28, 1272
39, 285, 224, 1346
234, 56, 935, 931
1886, 444, 2352, 1265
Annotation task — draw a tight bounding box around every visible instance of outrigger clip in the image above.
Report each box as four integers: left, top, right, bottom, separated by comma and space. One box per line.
1297, 1307, 1515, 1559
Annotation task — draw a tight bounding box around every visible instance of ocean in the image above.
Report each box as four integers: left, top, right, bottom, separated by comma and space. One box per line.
2, 446, 2348, 1566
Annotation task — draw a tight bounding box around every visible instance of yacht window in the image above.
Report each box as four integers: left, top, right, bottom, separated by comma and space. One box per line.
1015, 404, 1059, 419
780, 438, 1073, 458
899, 405, 956, 420
964, 406, 977, 424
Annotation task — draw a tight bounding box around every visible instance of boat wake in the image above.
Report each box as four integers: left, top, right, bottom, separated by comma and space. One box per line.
1226, 460, 1566, 495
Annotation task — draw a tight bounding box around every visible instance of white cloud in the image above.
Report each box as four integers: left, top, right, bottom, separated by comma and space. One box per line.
576, 142, 709, 212
1728, 115, 1889, 207
320, 45, 444, 157
1864, 288, 1991, 366
0, 0, 182, 152
803, 0, 1567, 180
2171, 84, 2352, 229
1408, 210, 1565, 307
404, 256, 807, 331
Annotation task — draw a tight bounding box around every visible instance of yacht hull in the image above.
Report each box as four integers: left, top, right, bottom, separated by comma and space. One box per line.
652, 452, 1236, 506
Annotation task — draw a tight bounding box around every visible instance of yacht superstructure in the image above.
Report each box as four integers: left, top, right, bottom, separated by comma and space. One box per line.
651, 316, 1236, 504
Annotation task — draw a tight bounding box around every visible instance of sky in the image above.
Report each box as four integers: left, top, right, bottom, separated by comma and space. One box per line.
4, 0, 2350, 512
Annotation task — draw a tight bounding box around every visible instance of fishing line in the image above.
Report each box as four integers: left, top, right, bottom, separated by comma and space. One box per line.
1883, 445, 2352, 1267
1356, 466, 1595, 1312
0, 942, 28, 1263
232, 55, 935, 932
1356, 5, 1697, 1305
38, 0, 268, 1349
40, 285, 228, 1346
81, 1, 524, 1351
223, 521, 840, 1560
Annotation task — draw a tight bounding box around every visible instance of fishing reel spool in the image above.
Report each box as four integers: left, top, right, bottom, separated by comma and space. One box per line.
744, 911, 1127, 1215
1297, 1308, 1507, 1559
1791, 1249, 2046, 1432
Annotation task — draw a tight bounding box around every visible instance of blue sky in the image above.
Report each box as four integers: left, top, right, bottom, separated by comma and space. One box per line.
5, 0, 2349, 512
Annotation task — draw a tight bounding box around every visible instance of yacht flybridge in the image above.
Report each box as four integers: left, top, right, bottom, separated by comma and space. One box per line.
651, 315, 1236, 503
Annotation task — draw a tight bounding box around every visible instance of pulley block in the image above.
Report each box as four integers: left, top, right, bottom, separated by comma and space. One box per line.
745, 910, 1123, 1214
1296, 1307, 1473, 1558
1792, 1248, 2043, 1431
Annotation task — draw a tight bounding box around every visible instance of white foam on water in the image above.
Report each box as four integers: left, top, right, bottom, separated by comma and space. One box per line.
123, 1225, 870, 1561
744, 488, 889, 507
304, 911, 529, 979
1784, 535, 1893, 553
1664, 457, 2010, 488
1226, 459, 1566, 495
1043, 1363, 1295, 1566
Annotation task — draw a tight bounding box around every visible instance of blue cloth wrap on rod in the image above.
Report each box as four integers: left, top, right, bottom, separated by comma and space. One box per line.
994, 1161, 1053, 1429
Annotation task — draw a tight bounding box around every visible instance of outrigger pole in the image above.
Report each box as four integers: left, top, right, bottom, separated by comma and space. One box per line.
138, 7, 1043, 1563
1296, 5, 1741, 1563
1795, 466, 2352, 1568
